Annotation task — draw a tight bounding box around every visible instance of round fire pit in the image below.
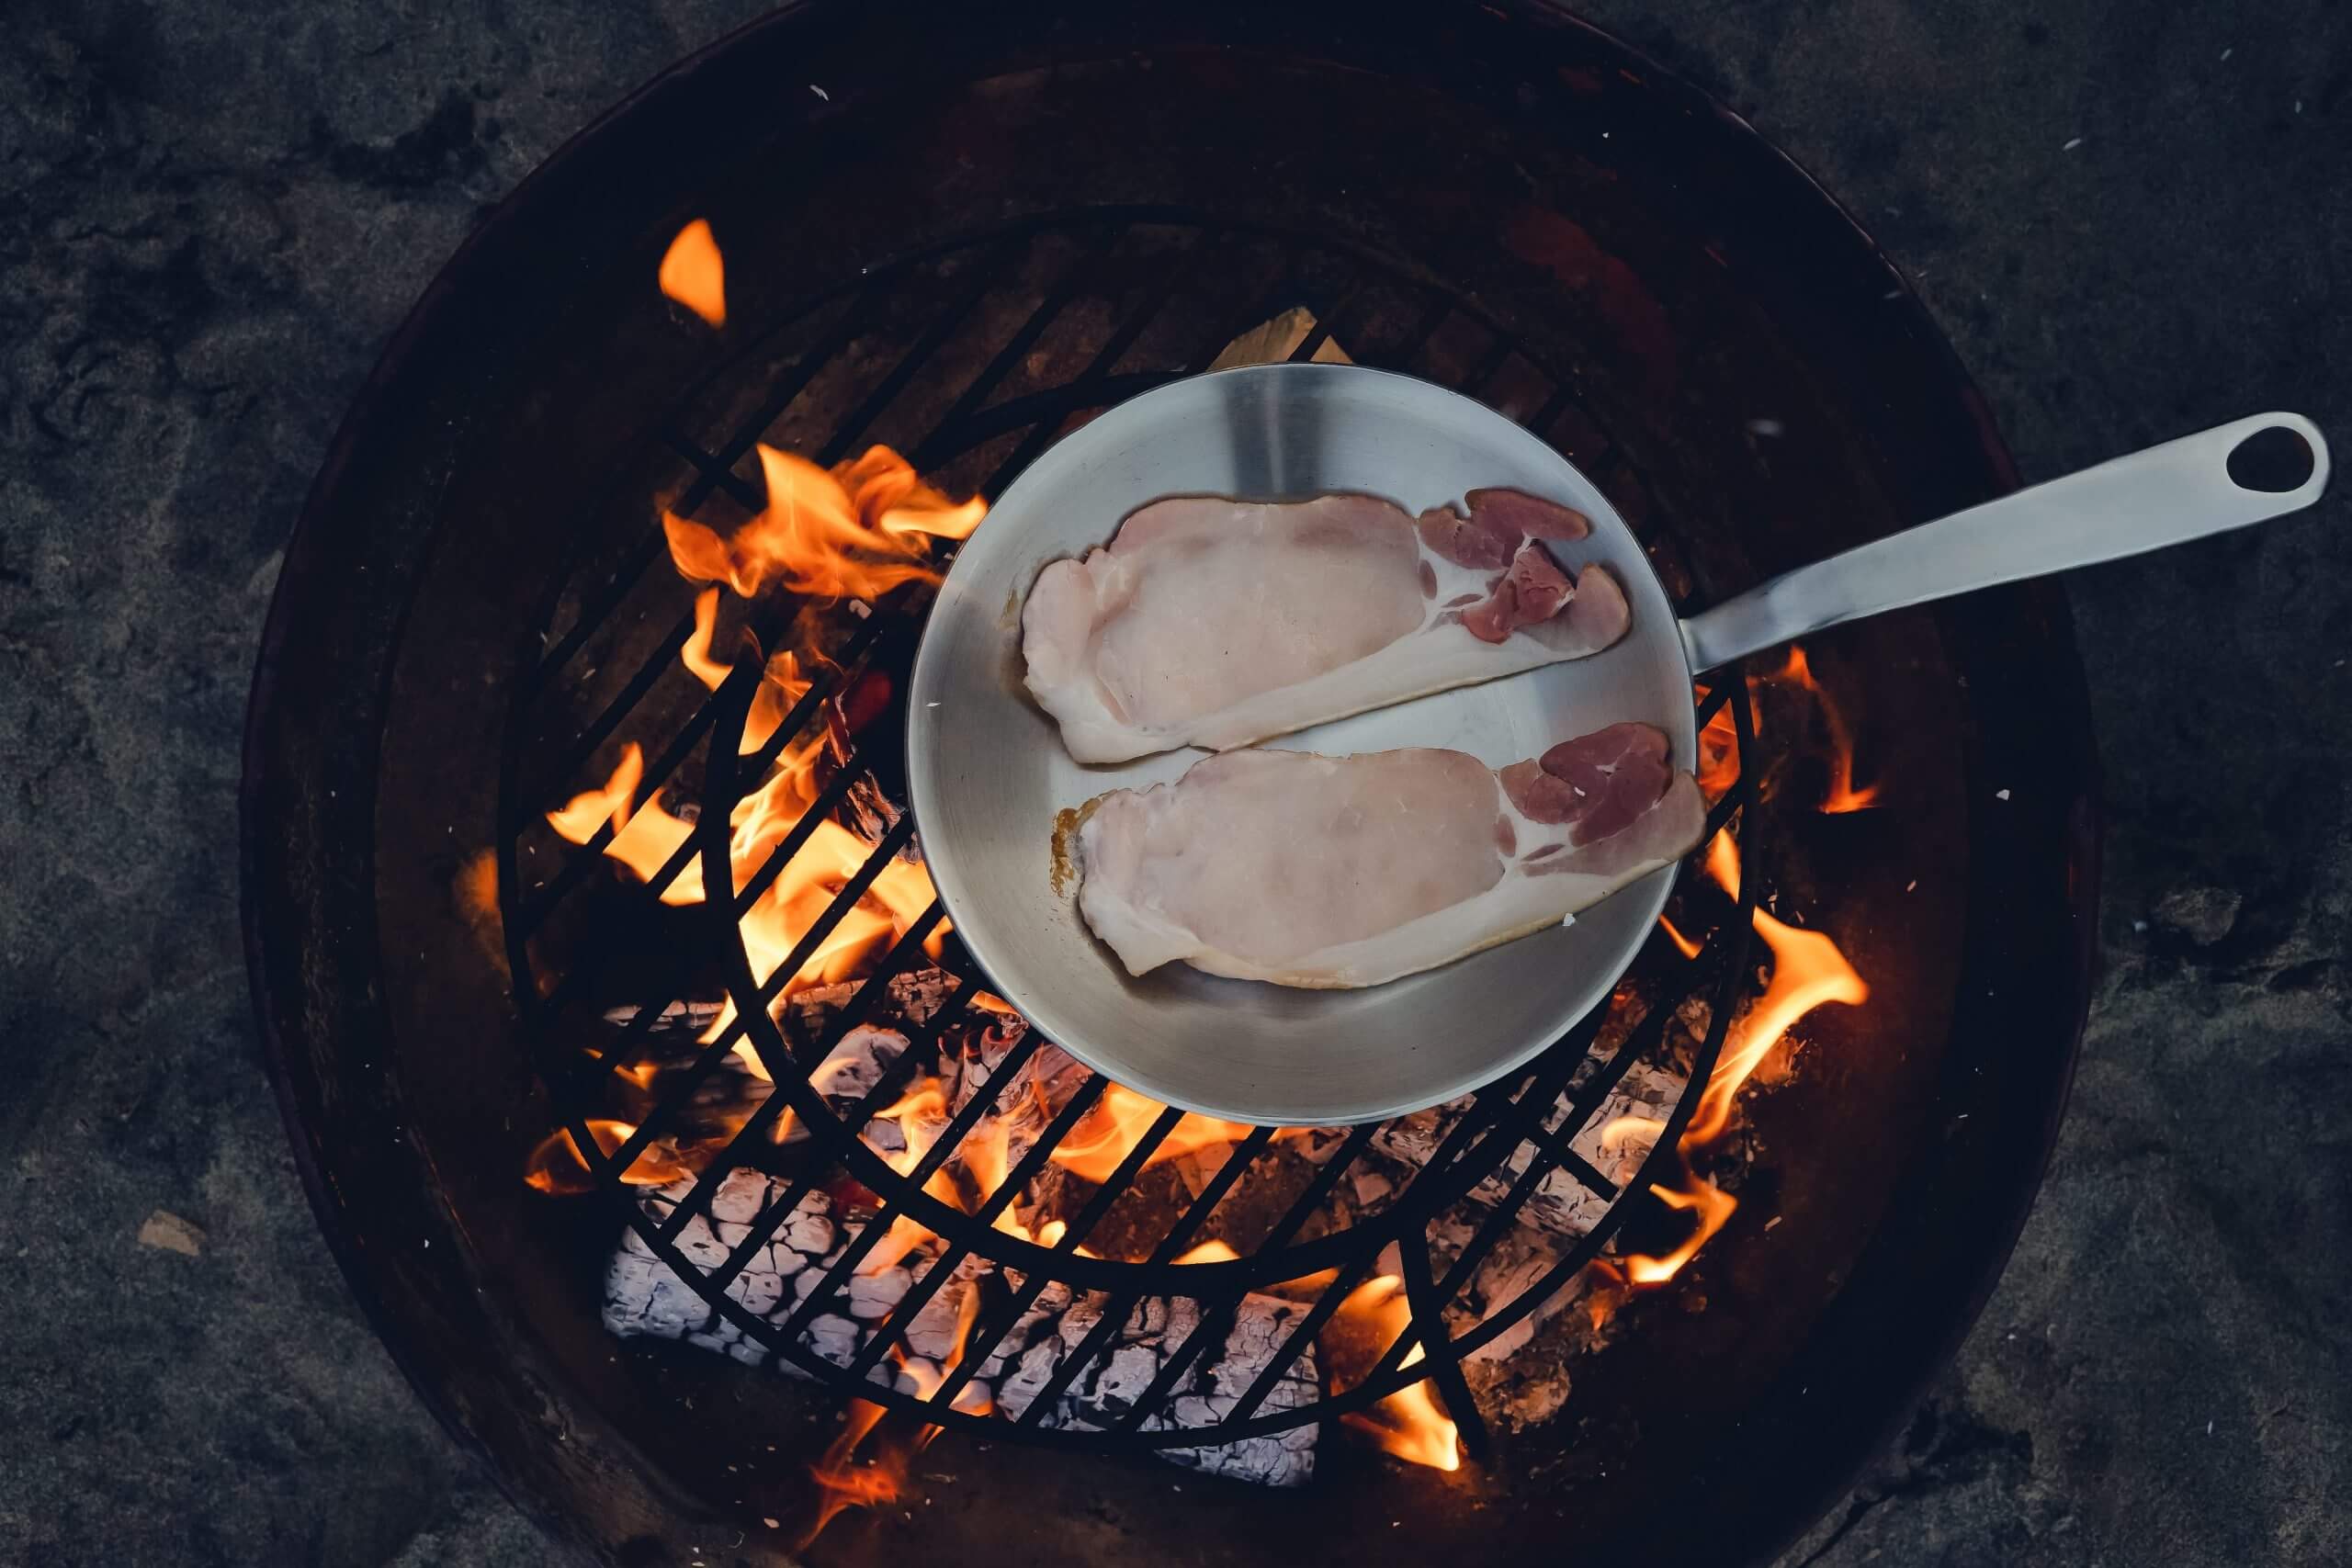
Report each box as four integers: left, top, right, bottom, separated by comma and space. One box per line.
243, 3, 2096, 1562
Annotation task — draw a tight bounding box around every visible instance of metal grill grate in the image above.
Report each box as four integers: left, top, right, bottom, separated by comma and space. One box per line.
495, 209, 1763, 1455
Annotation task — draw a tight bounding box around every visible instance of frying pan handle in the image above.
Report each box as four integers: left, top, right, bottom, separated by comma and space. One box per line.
1677, 412, 2331, 674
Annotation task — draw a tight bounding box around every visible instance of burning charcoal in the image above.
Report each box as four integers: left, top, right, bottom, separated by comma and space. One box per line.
1451, 1228, 1588, 1365
1288, 1126, 1354, 1167
599, 998, 723, 1032
837, 770, 910, 854
605, 1170, 978, 1393
1462, 1348, 1573, 1433
944, 1020, 1088, 1122
782, 966, 958, 1044
936, 1020, 1091, 1186
1371, 1058, 1690, 1238
601, 1169, 1322, 1487
846, 1267, 914, 1319
1170, 1143, 1234, 1198
812, 1025, 910, 1098
1206, 306, 1353, 371
978, 1281, 1318, 1486
1564, 1062, 1686, 1187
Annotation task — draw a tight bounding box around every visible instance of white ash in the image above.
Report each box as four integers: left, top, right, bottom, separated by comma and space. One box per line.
1288, 1126, 1354, 1166
1171, 1143, 1235, 1198
1348, 1168, 1394, 1207
768, 1025, 913, 1146
978, 1281, 1318, 1487
810, 1025, 910, 1099
781, 966, 957, 1043
603, 1169, 973, 1393
604, 1168, 1318, 1485
1369, 1056, 1690, 1238
600, 998, 723, 1032
1447, 1226, 1590, 1365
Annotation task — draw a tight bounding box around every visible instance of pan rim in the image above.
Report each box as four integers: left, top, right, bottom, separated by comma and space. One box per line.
907, 360, 1698, 1124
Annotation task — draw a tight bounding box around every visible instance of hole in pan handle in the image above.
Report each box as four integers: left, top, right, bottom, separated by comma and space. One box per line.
1677, 411, 2332, 674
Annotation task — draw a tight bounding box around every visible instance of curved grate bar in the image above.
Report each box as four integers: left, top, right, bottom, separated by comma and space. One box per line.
499, 209, 1772, 1448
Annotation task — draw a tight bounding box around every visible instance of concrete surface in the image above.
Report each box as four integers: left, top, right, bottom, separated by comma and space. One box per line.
1, 2, 2344, 1564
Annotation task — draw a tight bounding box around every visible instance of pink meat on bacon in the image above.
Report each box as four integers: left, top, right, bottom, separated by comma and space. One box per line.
1458, 579, 1521, 643
1459, 540, 1579, 645
1501, 721, 1674, 845
1466, 487, 1591, 541
1415, 503, 1521, 569
1504, 540, 1573, 620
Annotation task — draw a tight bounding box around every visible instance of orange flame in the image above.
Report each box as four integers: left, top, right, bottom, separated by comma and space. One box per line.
665, 445, 984, 603
798, 1286, 991, 1547
682, 585, 732, 691
854, 1077, 956, 1274
948, 1113, 1043, 1246
522, 1120, 693, 1194
546, 743, 706, 905
529, 449, 976, 1204
1324, 1275, 1462, 1471
658, 218, 726, 328
1623, 1178, 1741, 1286
800, 1400, 896, 1545
707, 817, 945, 1066
1684, 909, 1869, 1145
1762, 646, 1880, 814
1172, 1239, 1240, 1265
1657, 913, 1702, 961
1623, 820, 1870, 1285
1702, 826, 1740, 901
1695, 698, 1739, 800
1047, 1084, 1283, 1185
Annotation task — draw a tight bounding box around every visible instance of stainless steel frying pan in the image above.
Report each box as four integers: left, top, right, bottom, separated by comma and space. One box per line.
905, 364, 2327, 1124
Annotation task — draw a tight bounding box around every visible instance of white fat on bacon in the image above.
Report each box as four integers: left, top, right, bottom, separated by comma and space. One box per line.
1073, 724, 1704, 988
1022, 490, 1631, 763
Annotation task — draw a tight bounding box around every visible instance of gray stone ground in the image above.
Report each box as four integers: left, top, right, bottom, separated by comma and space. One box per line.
1, 3, 2344, 1564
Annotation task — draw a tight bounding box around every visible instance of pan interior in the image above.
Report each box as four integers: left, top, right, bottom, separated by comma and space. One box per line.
908, 364, 1695, 1123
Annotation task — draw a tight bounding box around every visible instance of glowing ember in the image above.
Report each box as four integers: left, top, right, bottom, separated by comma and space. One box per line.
658, 218, 726, 328
1323, 1275, 1462, 1471
665, 444, 984, 603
